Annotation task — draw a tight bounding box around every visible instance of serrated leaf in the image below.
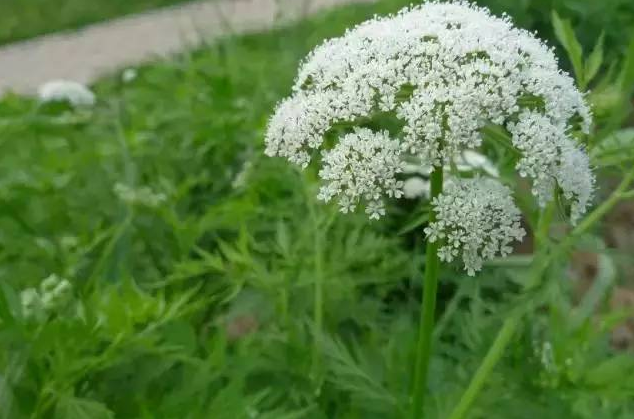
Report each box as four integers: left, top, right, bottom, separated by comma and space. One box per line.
619, 35, 634, 93
55, 396, 114, 419
480, 123, 519, 155
161, 319, 197, 354
590, 128, 634, 166
584, 32, 604, 86
551, 11, 584, 87
0, 281, 20, 324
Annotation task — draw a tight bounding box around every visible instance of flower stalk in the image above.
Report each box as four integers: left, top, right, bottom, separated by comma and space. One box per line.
410, 165, 443, 419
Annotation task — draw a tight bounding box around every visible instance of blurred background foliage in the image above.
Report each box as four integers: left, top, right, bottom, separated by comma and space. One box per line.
0, 0, 633, 418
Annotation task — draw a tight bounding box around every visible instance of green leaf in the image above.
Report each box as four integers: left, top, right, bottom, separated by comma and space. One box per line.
55, 396, 115, 419
480, 124, 518, 155
0, 281, 20, 324
161, 319, 197, 354
590, 128, 634, 166
397, 211, 429, 235
619, 35, 634, 93
551, 11, 584, 87
584, 354, 634, 387
584, 32, 605, 86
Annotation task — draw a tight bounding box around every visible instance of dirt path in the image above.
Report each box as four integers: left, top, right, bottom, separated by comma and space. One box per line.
0, 0, 371, 95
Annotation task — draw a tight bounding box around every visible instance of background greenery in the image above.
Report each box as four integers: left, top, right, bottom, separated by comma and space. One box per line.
0, 0, 192, 45
1, 0, 633, 418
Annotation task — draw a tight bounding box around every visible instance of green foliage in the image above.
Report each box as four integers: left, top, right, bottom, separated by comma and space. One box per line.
1, 0, 634, 418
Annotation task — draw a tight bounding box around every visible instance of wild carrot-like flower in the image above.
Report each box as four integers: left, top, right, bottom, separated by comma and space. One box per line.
265, 1, 594, 236
264, 6, 596, 416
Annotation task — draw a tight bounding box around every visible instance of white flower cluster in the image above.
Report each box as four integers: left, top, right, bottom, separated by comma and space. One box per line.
508, 111, 594, 222
38, 80, 96, 107
264, 1, 593, 221
20, 274, 73, 322
114, 183, 167, 208
424, 178, 526, 275
317, 128, 403, 218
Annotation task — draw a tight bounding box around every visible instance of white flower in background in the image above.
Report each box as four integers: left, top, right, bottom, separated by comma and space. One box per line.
20, 288, 44, 321
40, 274, 72, 311
455, 150, 499, 177
265, 2, 593, 221
539, 341, 558, 374
403, 177, 431, 199
424, 178, 526, 275
38, 80, 96, 107
20, 274, 74, 321
122, 68, 138, 83
114, 183, 167, 208
60, 235, 79, 251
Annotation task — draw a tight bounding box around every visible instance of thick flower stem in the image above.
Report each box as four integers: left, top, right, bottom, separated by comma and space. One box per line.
447, 167, 634, 419
310, 202, 325, 380
313, 234, 324, 376
410, 165, 444, 419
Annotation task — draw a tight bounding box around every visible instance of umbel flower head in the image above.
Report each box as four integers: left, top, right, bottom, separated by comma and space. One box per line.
264, 2, 595, 271
424, 178, 526, 275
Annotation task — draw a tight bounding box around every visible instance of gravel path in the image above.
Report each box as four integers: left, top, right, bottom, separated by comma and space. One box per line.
0, 0, 371, 96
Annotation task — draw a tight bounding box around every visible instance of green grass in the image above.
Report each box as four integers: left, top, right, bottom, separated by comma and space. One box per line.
0, 0, 193, 45
1, 0, 634, 418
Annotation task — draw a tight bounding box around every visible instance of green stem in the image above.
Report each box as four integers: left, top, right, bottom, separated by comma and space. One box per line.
410, 165, 444, 419
446, 317, 519, 419
307, 188, 326, 382
447, 167, 634, 419
313, 226, 324, 368
536, 197, 555, 246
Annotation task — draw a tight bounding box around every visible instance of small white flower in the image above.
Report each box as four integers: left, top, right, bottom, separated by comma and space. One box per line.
40, 274, 62, 294
540, 341, 558, 373
403, 177, 430, 199
122, 68, 137, 83
20, 288, 44, 321
39, 274, 73, 311
114, 183, 166, 208
425, 177, 526, 275
456, 150, 499, 177
60, 236, 79, 250
366, 201, 386, 220
21, 275, 75, 321
38, 80, 95, 107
